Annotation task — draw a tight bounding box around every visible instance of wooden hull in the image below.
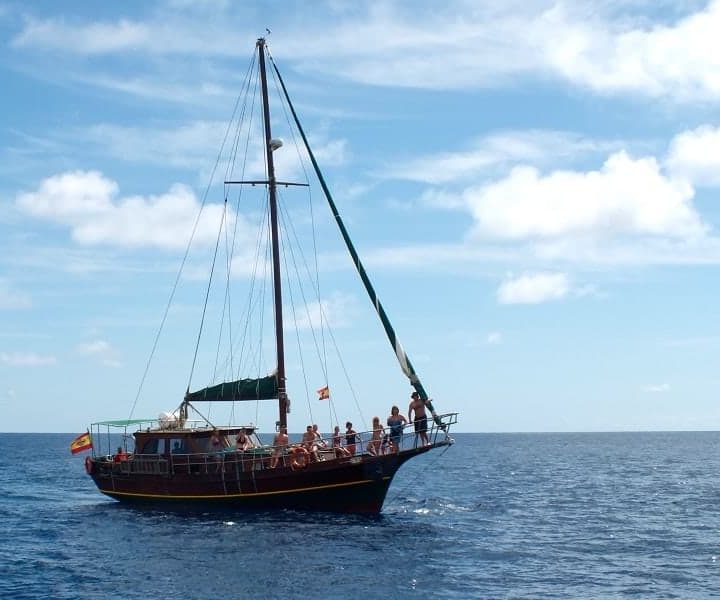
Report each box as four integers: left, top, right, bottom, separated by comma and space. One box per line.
87, 444, 442, 514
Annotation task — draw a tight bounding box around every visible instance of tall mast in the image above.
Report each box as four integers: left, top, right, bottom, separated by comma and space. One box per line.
257, 38, 288, 430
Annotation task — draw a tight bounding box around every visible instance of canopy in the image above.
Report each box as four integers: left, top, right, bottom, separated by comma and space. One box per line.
185, 374, 278, 403
92, 419, 155, 427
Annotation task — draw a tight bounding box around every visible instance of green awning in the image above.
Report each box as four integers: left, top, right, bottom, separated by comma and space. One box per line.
185, 374, 278, 403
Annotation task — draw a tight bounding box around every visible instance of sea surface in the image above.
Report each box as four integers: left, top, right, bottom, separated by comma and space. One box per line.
1, 432, 719, 598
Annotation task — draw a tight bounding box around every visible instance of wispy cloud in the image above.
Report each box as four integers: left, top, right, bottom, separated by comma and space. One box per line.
0, 279, 31, 310
287, 292, 357, 331
10, 2, 720, 102
386, 130, 620, 184
486, 331, 502, 345
641, 383, 670, 393
497, 272, 570, 305
0, 351, 57, 366
76, 339, 123, 368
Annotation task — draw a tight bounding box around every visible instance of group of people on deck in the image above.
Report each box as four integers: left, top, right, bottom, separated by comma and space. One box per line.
268, 390, 430, 468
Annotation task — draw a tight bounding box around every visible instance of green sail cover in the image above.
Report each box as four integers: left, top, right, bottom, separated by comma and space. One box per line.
185, 374, 278, 402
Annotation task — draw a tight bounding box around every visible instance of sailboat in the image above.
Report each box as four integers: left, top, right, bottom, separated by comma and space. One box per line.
82, 38, 458, 514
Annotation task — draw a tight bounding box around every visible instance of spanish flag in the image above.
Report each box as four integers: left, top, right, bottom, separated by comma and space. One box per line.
70, 431, 92, 455
317, 385, 330, 400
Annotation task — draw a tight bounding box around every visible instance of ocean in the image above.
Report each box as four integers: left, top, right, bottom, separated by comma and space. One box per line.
1, 432, 718, 598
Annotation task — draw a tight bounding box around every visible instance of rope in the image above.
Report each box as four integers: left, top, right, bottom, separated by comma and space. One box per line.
127, 51, 257, 421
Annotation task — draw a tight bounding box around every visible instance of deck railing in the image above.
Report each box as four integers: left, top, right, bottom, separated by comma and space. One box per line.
93, 412, 458, 476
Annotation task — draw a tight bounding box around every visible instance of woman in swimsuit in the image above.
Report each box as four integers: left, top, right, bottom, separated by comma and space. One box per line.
368, 416, 383, 455
386, 405, 407, 454
345, 421, 357, 456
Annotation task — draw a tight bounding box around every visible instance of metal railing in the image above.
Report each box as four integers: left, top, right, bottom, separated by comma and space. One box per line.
92, 412, 458, 476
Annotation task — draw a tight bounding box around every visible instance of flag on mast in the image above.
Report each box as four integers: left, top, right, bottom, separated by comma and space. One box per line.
316, 385, 330, 400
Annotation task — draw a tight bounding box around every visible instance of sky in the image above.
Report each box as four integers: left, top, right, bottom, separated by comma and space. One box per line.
2, 0, 720, 433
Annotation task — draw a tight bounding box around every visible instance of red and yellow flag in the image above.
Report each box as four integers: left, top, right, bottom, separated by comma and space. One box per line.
317, 385, 330, 400
70, 431, 92, 455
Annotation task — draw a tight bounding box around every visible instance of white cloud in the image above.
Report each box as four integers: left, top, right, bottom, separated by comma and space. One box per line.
288, 292, 356, 331
497, 272, 570, 304
11, 16, 217, 56
666, 125, 720, 186
486, 331, 502, 345
642, 383, 670, 393
84, 122, 228, 170
387, 130, 617, 184
77, 339, 123, 368
11, 2, 720, 102
0, 351, 57, 366
543, 1, 720, 101
15, 170, 244, 250
77, 340, 112, 355
464, 151, 703, 241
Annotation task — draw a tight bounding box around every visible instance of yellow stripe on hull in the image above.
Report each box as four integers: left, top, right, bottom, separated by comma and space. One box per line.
100, 476, 392, 501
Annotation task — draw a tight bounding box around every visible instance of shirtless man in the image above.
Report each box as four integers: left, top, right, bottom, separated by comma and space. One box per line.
311, 424, 327, 448
302, 425, 320, 461
270, 427, 288, 468
408, 391, 429, 447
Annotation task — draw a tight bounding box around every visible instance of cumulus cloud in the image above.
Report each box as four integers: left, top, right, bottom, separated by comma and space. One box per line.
464, 152, 703, 241
15, 170, 243, 250
666, 125, 720, 186
497, 272, 570, 304
542, 1, 720, 101
0, 352, 57, 366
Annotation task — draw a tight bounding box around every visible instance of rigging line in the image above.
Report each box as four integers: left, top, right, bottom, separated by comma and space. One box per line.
320, 305, 367, 433
226, 66, 261, 385
278, 193, 368, 430
278, 205, 314, 425
187, 199, 228, 394
212, 199, 230, 385
227, 57, 260, 278
255, 208, 273, 427
277, 197, 329, 382
270, 56, 445, 429
127, 79, 252, 424
224, 52, 257, 185
237, 202, 270, 383
268, 62, 329, 381
220, 57, 257, 393
128, 50, 257, 421
276, 194, 340, 430
277, 194, 342, 428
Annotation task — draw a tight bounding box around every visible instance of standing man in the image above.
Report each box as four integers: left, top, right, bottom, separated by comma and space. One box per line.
270, 427, 288, 468
408, 391, 429, 447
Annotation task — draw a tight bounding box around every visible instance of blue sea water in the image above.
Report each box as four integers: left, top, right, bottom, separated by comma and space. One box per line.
1, 432, 719, 598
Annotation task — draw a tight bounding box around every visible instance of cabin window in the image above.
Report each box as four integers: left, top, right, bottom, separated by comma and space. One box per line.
138, 438, 171, 454
140, 438, 158, 454
170, 439, 186, 454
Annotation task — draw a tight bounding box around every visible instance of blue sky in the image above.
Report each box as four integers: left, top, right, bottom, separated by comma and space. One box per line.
3, 1, 720, 433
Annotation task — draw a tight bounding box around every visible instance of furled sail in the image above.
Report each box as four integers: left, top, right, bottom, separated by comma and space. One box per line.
185, 373, 278, 402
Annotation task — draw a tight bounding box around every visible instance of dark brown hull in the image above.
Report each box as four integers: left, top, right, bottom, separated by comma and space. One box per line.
87, 444, 442, 514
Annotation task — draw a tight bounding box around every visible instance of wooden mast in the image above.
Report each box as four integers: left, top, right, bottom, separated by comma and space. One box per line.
257, 37, 288, 430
